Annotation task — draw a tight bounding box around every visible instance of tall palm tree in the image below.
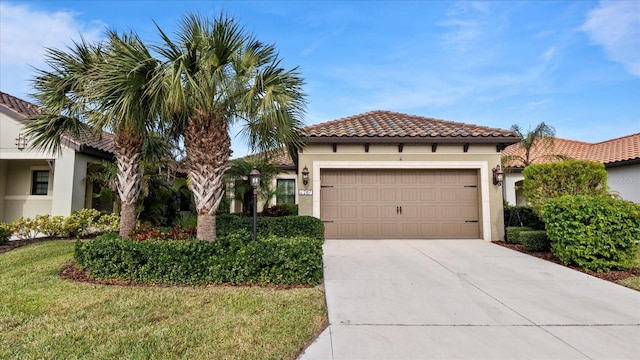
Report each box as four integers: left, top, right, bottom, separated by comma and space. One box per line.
503, 122, 559, 167
25, 31, 162, 238
151, 13, 306, 241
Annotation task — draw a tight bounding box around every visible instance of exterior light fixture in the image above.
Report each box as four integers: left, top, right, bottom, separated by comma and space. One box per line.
15, 133, 27, 150
302, 165, 309, 186
248, 166, 261, 241
492, 165, 504, 186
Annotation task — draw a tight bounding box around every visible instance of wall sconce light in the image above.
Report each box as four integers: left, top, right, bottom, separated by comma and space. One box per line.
492, 165, 504, 186
15, 133, 27, 150
302, 165, 309, 186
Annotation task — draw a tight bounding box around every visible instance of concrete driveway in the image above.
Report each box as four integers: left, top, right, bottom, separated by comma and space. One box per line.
299, 240, 640, 360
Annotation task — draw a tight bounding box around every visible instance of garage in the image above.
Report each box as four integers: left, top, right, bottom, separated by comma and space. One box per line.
320, 169, 480, 239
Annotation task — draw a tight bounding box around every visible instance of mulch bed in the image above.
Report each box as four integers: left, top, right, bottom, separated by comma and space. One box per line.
493, 241, 640, 283
4, 237, 637, 287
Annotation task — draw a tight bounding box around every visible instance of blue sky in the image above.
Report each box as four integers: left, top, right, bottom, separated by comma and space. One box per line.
1, 1, 639, 158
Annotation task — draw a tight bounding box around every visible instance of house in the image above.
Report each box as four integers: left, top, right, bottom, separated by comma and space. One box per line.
501, 133, 640, 205
235, 110, 520, 241
0, 91, 115, 223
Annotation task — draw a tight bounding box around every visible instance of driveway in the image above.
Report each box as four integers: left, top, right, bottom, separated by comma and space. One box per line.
299, 240, 640, 360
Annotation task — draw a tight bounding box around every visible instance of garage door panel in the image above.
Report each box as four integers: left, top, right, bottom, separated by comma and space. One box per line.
380, 188, 397, 201
362, 206, 378, 218
340, 205, 358, 219
321, 169, 479, 239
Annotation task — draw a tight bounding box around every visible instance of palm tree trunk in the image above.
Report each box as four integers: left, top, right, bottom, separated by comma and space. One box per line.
119, 201, 137, 238
186, 114, 231, 241
115, 135, 143, 238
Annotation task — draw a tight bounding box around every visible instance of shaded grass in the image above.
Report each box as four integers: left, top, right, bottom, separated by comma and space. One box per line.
618, 276, 640, 291
0, 240, 326, 359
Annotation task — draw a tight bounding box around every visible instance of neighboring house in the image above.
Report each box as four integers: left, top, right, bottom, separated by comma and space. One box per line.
501, 133, 640, 205
0, 91, 115, 223
235, 110, 519, 241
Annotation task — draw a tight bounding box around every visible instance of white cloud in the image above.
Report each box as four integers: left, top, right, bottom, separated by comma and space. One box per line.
0, 2, 104, 97
581, 1, 640, 76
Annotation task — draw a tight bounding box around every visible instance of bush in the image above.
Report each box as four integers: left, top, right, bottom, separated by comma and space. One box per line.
505, 226, 533, 244
520, 230, 550, 252
216, 215, 324, 240
133, 223, 196, 241
544, 195, 640, 272
74, 229, 323, 285
0, 223, 11, 245
10, 217, 39, 240
523, 160, 608, 216
504, 205, 544, 230
262, 204, 299, 217
34, 214, 68, 237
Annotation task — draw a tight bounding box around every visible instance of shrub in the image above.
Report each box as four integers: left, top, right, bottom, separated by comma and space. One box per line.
505, 226, 533, 244
216, 215, 324, 240
10, 217, 39, 240
0, 223, 11, 245
34, 214, 68, 237
133, 223, 196, 241
262, 204, 298, 217
504, 205, 544, 230
65, 208, 102, 236
544, 195, 640, 272
523, 160, 608, 216
520, 230, 550, 252
74, 229, 323, 285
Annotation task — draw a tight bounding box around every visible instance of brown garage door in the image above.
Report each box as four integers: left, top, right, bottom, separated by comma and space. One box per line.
321, 169, 479, 239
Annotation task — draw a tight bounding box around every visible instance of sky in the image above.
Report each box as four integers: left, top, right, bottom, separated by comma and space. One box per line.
1, 0, 639, 158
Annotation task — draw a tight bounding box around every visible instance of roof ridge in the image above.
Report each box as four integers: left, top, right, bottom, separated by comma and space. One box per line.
591, 132, 640, 145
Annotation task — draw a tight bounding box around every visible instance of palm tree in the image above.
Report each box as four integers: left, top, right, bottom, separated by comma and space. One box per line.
151, 13, 306, 241
502, 122, 559, 167
25, 31, 162, 238
225, 156, 283, 215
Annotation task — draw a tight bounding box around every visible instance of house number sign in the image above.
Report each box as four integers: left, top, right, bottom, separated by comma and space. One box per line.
299, 189, 313, 196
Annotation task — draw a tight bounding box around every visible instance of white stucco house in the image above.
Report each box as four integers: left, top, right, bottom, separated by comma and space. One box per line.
0, 91, 115, 223
502, 133, 640, 205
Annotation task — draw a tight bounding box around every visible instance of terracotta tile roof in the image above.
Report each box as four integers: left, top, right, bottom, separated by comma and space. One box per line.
0, 91, 40, 118
303, 110, 518, 142
240, 147, 296, 169
502, 133, 640, 167
0, 91, 114, 156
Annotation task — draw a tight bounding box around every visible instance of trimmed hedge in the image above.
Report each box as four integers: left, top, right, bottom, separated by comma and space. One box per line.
544, 195, 640, 272
74, 230, 323, 285
504, 205, 544, 230
520, 230, 550, 252
505, 226, 533, 244
216, 215, 324, 240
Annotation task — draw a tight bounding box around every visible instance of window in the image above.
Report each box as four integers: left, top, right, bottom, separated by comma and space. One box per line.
276, 179, 295, 204
31, 170, 49, 195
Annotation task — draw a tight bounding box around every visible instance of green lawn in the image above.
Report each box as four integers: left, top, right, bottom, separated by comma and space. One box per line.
0, 240, 326, 359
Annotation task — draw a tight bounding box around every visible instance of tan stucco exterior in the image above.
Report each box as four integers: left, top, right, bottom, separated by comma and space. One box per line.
0, 111, 109, 223
297, 143, 505, 241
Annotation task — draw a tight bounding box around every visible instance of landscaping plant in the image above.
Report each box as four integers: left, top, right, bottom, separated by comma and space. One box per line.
544, 195, 640, 272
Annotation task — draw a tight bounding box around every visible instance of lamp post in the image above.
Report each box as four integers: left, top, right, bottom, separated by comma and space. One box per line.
248, 166, 261, 241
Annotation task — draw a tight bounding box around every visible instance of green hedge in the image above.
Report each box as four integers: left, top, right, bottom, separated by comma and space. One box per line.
520, 230, 550, 252
544, 195, 640, 272
505, 226, 533, 244
216, 215, 324, 240
74, 230, 323, 286
504, 205, 544, 230
0, 223, 11, 245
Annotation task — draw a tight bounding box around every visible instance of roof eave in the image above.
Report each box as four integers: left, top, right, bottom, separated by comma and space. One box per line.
304, 136, 520, 145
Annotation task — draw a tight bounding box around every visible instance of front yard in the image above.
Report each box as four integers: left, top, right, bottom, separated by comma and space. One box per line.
0, 240, 326, 359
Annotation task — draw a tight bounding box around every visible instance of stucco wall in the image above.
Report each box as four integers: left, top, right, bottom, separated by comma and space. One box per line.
607, 164, 640, 203
297, 143, 505, 241
2, 160, 53, 222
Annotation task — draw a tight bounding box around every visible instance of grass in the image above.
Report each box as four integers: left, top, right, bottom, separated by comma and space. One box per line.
618, 248, 640, 291
0, 240, 326, 359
